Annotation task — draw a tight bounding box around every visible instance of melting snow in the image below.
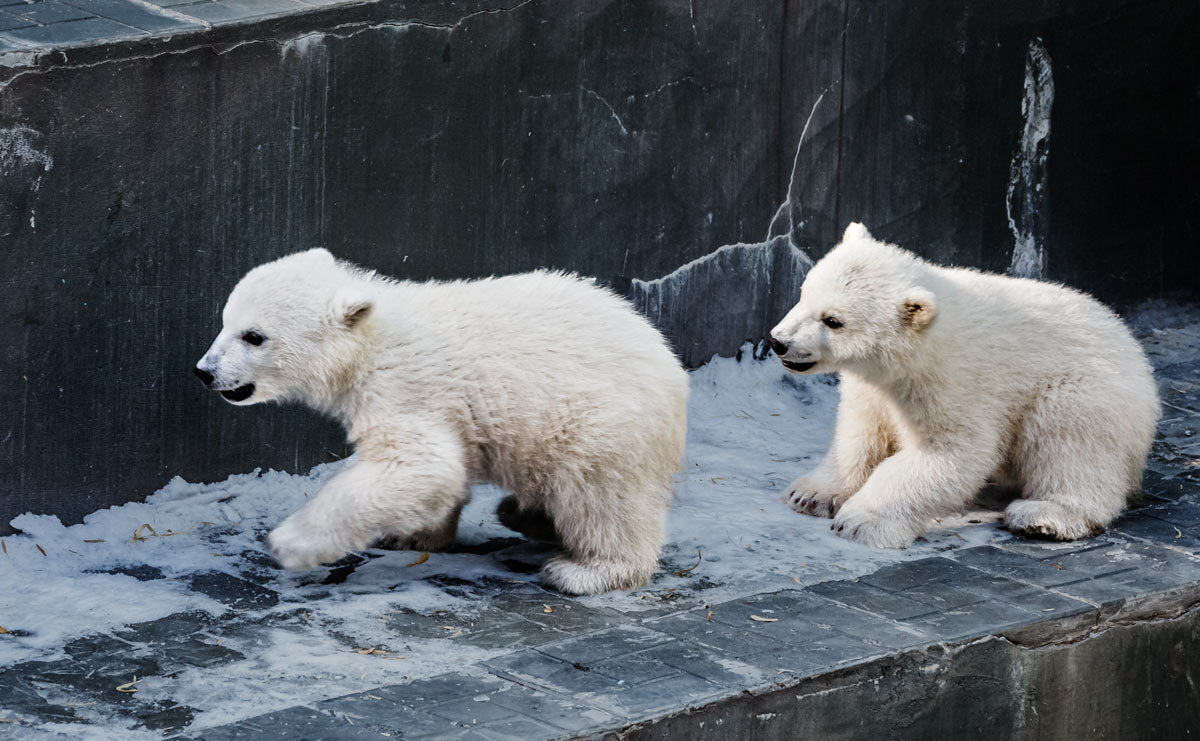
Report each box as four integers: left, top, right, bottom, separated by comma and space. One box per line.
0, 349, 1012, 736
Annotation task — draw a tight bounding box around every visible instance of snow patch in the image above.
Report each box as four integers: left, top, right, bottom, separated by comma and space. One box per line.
0, 351, 1013, 735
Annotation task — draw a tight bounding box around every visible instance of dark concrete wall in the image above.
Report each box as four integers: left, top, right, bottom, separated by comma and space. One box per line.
2, 0, 1198, 530
618, 598, 1200, 740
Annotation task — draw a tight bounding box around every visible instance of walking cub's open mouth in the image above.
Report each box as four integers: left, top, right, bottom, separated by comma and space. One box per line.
220, 384, 255, 402
781, 360, 816, 372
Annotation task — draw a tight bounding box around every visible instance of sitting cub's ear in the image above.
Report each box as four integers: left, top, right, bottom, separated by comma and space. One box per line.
300, 247, 336, 262
332, 289, 372, 328
842, 222, 872, 242
901, 288, 937, 329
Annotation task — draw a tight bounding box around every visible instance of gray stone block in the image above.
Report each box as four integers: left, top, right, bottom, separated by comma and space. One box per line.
598, 671, 727, 718
536, 625, 673, 666
0, 10, 34, 31
906, 599, 1047, 642
1115, 512, 1200, 552
457, 619, 567, 651
711, 590, 932, 653
588, 651, 683, 685
2, 16, 145, 44
636, 641, 767, 688
807, 579, 939, 619
191, 705, 385, 739
897, 579, 990, 611
858, 557, 985, 591
950, 546, 1092, 586
1147, 500, 1200, 529
116, 612, 214, 645
0, 663, 80, 724
485, 648, 625, 696
163, 637, 245, 668
8, 1, 93, 24
483, 685, 616, 732
646, 610, 779, 661
188, 571, 279, 608
489, 589, 626, 632
171, 0, 311, 25
61, 0, 206, 32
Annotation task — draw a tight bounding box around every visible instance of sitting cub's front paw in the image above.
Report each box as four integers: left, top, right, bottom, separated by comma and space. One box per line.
267, 515, 350, 571
782, 476, 848, 518
830, 499, 920, 548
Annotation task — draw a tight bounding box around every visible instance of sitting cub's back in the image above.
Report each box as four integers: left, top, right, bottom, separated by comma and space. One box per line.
930, 264, 1155, 397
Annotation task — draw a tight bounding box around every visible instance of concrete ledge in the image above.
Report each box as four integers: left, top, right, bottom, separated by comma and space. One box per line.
625, 601, 1200, 740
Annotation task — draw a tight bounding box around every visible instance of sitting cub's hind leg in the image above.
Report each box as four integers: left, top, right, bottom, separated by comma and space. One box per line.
1003, 382, 1153, 541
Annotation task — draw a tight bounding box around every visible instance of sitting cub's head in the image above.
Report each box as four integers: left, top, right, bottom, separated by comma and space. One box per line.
193, 248, 373, 406
768, 223, 937, 376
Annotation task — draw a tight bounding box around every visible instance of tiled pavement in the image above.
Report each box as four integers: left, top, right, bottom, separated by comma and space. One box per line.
0, 308, 1196, 738
0, 0, 364, 54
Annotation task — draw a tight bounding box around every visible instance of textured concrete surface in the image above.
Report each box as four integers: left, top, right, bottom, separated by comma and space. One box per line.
1, 308, 1197, 739
2, 0, 1199, 530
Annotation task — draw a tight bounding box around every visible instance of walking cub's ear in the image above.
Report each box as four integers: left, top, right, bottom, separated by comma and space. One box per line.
842, 222, 872, 243
331, 289, 372, 328
901, 288, 937, 330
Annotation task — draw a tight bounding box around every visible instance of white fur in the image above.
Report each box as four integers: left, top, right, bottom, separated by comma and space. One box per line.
770, 224, 1160, 547
196, 249, 689, 594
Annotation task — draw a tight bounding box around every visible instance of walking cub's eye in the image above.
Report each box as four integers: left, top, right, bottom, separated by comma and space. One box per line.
822, 316, 843, 330
242, 331, 266, 346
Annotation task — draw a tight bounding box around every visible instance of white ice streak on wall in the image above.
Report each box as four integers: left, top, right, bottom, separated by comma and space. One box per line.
1006, 39, 1054, 279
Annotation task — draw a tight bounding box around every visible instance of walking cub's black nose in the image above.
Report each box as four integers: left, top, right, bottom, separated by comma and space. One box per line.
193, 366, 214, 387
768, 335, 789, 357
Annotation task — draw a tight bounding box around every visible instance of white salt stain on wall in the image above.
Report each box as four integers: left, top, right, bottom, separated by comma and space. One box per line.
0, 126, 53, 208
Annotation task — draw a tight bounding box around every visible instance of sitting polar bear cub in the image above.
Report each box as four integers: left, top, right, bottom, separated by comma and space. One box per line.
195, 249, 689, 594
769, 224, 1159, 548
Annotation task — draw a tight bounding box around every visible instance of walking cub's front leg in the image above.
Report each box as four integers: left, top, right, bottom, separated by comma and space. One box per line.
268, 425, 467, 569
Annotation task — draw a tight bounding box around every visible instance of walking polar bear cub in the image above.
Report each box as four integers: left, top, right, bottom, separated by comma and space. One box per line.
769, 224, 1159, 548
194, 249, 689, 594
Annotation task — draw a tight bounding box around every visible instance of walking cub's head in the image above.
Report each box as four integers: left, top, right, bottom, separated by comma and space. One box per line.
769, 223, 937, 375
193, 248, 374, 406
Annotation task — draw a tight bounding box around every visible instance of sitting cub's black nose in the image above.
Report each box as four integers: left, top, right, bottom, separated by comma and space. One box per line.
768, 335, 789, 357
193, 366, 214, 387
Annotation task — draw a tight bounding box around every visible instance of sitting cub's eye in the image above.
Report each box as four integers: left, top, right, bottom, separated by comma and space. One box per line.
242, 331, 265, 346
822, 316, 843, 330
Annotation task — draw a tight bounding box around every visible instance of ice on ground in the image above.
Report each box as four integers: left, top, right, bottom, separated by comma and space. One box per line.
0, 347, 1012, 736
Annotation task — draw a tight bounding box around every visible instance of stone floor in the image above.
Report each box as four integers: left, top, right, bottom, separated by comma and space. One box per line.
1, 301, 1198, 740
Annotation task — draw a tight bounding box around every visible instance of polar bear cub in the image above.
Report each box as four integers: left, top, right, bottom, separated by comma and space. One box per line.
769, 224, 1159, 548
194, 249, 689, 594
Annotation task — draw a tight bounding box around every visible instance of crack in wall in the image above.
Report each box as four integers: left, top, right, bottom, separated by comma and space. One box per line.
580, 86, 629, 136
629, 95, 825, 365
